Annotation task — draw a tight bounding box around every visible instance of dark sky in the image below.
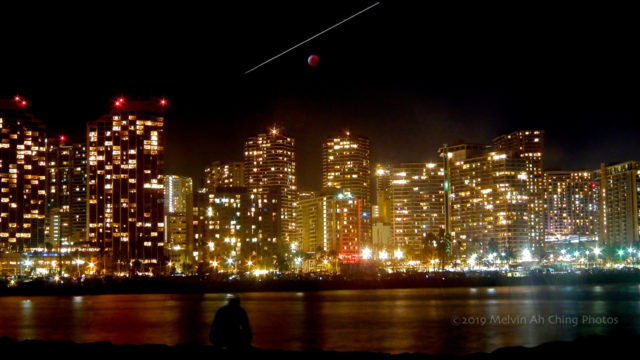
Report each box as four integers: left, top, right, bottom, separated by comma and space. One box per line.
2, 2, 638, 190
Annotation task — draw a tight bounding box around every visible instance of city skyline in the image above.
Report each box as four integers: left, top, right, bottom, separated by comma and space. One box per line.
3, 3, 640, 357
2, 99, 639, 276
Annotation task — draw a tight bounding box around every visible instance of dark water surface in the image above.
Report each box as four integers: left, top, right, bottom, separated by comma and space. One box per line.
2, 285, 640, 355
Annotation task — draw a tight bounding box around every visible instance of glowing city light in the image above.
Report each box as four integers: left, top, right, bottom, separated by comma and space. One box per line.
362, 247, 372, 260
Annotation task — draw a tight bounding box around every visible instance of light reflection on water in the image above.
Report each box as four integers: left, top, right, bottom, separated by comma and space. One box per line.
0, 285, 639, 355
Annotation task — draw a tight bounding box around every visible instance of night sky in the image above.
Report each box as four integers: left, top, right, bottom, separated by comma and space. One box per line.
2, 2, 638, 191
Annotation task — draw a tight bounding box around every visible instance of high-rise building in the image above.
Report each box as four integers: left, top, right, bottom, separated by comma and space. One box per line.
204, 160, 244, 192
297, 192, 333, 255
0, 98, 47, 254
45, 138, 87, 249
372, 163, 392, 253
493, 130, 545, 251
447, 143, 530, 255
597, 161, 640, 247
374, 163, 392, 223
45, 137, 72, 249
544, 171, 599, 243
87, 99, 165, 274
196, 159, 252, 270
244, 128, 297, 265
322, 131, 371, 250
296, 190, 363, 262
390, 163, 444, 254
164, 175, 193, 272
69, 143, 87, 244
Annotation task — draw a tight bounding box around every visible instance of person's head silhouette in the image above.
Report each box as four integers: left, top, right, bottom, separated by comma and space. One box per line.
228, 297, 241, 307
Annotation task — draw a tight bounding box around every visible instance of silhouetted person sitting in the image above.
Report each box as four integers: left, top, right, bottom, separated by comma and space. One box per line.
209, 297, 252, 351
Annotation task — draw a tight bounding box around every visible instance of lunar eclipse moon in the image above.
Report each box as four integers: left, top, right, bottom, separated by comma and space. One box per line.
308, 55, 319, 67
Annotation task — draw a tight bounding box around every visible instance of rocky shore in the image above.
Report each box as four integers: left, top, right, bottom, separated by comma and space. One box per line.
0, 335, 634, 359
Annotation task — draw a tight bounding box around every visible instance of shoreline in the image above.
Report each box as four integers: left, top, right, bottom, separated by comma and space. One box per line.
2, 270, 640, 297
0, 334, 636, 359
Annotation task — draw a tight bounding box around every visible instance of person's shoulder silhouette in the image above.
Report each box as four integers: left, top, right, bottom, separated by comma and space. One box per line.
210, 296, 252, 351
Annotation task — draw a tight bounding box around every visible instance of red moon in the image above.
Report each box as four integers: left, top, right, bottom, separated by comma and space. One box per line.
307, 54, 319, 67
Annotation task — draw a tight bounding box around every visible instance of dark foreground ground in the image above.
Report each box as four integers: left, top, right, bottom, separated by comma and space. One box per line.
0, 335, 635, 360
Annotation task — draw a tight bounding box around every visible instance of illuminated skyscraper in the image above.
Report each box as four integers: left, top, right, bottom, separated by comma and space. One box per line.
447, 144, 529, 256
45, 137, 72, 249
543, 171, 599, 243
493, 130, 544, 251
597, 161, 640, 247
194, 162, 250, 270
322, 132, 371, 249
296, 190, 362, 262
164, 175, 193, 272
244, 128, 297, 260
373, 163, 392, 252
87, 99, 165, 274
0, 98, 47, 254
297, 192, 333, 255
69, 143, 87, 243
390, 163, 444, 254
204, 160, 244, 192
374, 163, 392, 223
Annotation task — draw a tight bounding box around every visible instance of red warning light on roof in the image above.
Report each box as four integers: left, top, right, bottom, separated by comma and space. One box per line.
20, 100, 27, 107
59, 135, 66, 142
14, 96, 21, 102
160, 98, 167, 106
